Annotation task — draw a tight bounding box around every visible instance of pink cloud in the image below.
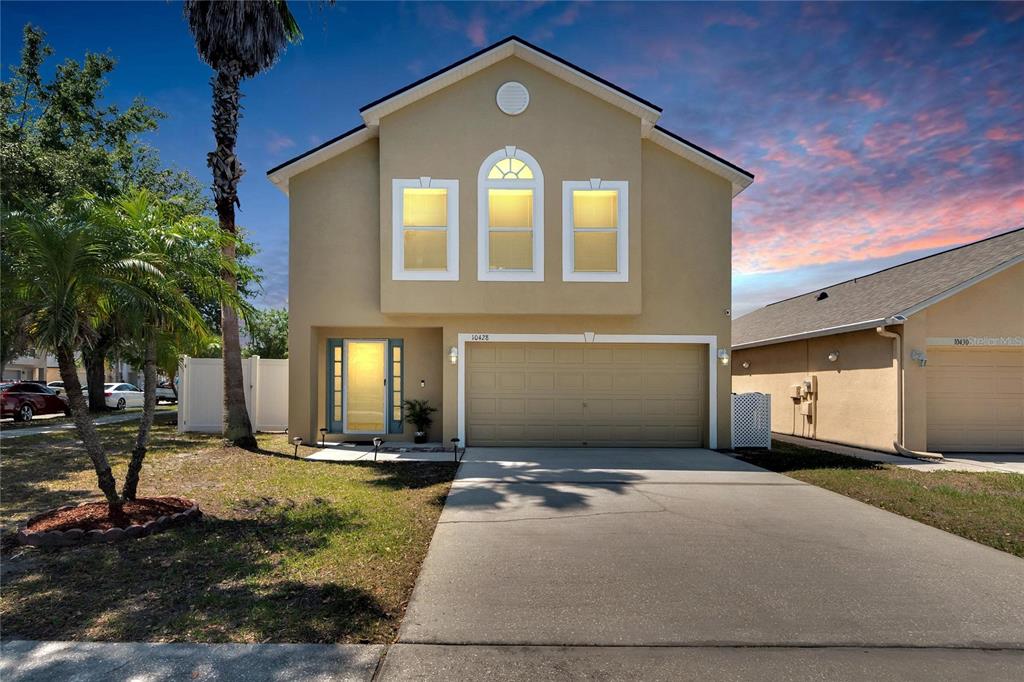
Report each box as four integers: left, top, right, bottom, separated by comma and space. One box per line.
848, 90, 886, 111
954, 28, 986, 47
465, 13, 487, 47
704, 10, 759, 30
938, 145, 973, 163
797, 132, 858, 166
985, 126, 1024, 142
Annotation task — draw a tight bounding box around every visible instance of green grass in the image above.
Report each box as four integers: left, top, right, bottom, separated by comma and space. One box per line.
738, 440, 1024, 558
0, 413, 456, 643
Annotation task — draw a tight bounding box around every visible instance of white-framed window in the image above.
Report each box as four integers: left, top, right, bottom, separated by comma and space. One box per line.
562, 179, 628, 282
477, 146, 544, 281
392, 177, 459, 281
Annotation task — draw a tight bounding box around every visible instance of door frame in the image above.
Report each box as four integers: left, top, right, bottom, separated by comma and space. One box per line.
342, 338, 389, 435
457, 333, 720, 448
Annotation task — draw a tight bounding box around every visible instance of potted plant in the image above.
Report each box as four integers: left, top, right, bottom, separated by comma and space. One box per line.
403, 399, 437, 444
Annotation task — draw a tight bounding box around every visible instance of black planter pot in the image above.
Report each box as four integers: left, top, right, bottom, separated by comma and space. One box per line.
414, 431, 427, 444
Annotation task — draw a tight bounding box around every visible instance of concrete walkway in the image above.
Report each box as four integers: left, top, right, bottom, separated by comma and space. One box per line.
0, 409, 176, 440
0, 640, 383, 682
307, 442, 461, 463
379, 447, 1024, 680
774, 433, 1024, 474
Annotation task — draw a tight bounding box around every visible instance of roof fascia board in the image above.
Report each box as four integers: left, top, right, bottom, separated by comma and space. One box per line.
732, 318, 894, 350
267, 125, 377, 195
360, 39, 662, 128
648, 127, 754, 197
894, 254, 1024, 319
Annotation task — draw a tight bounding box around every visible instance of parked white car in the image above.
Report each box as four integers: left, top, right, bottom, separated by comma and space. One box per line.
47, 381, 66, 396
104, 383, 143, 410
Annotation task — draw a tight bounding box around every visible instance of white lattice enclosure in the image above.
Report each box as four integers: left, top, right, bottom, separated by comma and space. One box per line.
732, 392, 771, 449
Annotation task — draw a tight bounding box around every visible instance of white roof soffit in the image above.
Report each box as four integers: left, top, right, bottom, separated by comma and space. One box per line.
648, 127, 754, 197
359, 39, 663, 129
266, 125, 377, 195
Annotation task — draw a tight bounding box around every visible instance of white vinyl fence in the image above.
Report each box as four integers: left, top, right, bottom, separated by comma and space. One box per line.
178, 356, 288, 433
732, 392, 771, 449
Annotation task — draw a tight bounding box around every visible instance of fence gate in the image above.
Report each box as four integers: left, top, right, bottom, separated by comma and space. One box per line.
732, 392, 771, 449
178, 356, 288, 434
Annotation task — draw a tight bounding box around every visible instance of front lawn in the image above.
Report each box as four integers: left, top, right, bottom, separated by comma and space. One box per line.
1, 413, 457, 643
738, 439, 1024, 558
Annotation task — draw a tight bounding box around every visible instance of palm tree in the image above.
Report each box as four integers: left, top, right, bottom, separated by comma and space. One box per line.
5, 203, 158, 508
183, 0, 301, 448
90, 190, 229, 500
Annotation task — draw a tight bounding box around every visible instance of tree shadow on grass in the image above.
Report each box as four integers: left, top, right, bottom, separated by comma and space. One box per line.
0, 500, 392, 644
736, 440, 885, 474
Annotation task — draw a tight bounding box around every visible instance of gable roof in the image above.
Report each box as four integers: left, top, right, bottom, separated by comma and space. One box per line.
267, 36, 753, 196
732, 227, 1024, 349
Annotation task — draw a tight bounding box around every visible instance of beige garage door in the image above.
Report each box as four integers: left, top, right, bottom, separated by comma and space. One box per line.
927, 348, 1024, 453
466, 343, 706, 447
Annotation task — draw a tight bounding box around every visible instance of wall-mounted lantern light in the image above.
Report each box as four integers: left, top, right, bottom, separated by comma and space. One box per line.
910, 349, 928, 367
448, 346, 459, 365
717, 349, 730, 365
827, 350, 840, 363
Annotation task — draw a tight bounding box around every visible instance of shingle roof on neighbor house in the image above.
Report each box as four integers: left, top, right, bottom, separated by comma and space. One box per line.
733, 227, 1024, 349
266, 36, 753, 197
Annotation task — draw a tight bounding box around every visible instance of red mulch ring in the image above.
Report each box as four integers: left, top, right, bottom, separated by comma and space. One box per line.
26, 496, 194, 533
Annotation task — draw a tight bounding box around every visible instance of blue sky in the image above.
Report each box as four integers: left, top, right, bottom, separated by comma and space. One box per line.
3, 1, 1021, 316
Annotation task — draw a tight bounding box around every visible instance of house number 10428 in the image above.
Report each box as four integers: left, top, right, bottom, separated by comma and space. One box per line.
470, 334, 490, 341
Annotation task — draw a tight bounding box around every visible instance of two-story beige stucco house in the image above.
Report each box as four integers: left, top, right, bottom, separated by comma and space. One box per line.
268, 37, 753, 449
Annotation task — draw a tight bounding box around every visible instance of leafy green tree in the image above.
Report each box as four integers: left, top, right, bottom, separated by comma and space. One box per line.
1, 24, 209, 410
244, 307, 288, 359
183, 0, 301, 448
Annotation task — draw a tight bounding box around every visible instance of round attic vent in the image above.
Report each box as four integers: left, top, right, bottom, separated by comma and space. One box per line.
496, 81, 529, 115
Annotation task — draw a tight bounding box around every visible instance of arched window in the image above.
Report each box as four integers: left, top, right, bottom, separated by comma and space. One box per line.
477, 146, 544, 281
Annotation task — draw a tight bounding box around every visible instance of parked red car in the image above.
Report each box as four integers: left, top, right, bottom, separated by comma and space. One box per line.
1, 382, 70, 422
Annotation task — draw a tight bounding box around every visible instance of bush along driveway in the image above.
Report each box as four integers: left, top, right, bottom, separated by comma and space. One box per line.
737, 439, 1024, 558
0, 413, 456, 643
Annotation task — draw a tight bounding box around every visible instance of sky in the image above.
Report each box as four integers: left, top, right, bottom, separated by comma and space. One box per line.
2, 1, 1021, 317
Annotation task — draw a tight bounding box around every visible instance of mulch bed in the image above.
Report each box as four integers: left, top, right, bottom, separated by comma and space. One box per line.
17, 496, 201, 547
27, 497, 193, 533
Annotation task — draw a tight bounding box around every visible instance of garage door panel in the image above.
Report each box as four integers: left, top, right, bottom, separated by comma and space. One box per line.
526, 373, 555, 391
467, 342, 706, 447
927, 348, 1023, 453
526, 347, 555, 363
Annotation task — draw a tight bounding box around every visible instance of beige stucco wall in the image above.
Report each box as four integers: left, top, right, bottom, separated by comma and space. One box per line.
378, 57, 643, 315
287, 57, 734, 447
732, 329, 899, 452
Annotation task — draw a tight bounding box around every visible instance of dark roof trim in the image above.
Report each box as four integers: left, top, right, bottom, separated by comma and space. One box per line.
266, 123, 367, 176
359, 35, 663, 115
765, 225, 1024, 309
653, 125, 754, 179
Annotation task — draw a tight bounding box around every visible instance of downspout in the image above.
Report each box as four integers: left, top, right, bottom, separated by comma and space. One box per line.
876, 319, 943, 461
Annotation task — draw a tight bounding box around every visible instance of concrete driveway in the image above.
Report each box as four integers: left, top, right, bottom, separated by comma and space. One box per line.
380, 448, 1024, 680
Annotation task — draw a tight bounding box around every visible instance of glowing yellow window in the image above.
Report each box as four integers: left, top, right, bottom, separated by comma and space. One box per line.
488, 189, 533, 270
572, 190, 619, 273
402, 188, 448, 271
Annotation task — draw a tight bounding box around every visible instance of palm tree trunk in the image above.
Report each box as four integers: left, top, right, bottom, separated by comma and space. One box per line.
209, 60, 256, 448
83, 336, 112, 413
55, 344, 121, 508
122, 335, 157, 501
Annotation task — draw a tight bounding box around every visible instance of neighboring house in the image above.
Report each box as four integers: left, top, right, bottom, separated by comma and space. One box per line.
268, 36, 753, 448
2, 354, 48, 382
733, 228, 1023, 454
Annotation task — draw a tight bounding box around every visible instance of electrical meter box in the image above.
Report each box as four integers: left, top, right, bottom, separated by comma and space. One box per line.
802, 376, 817, 394
800, 402, 815, 416
790, 384, 802, 399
